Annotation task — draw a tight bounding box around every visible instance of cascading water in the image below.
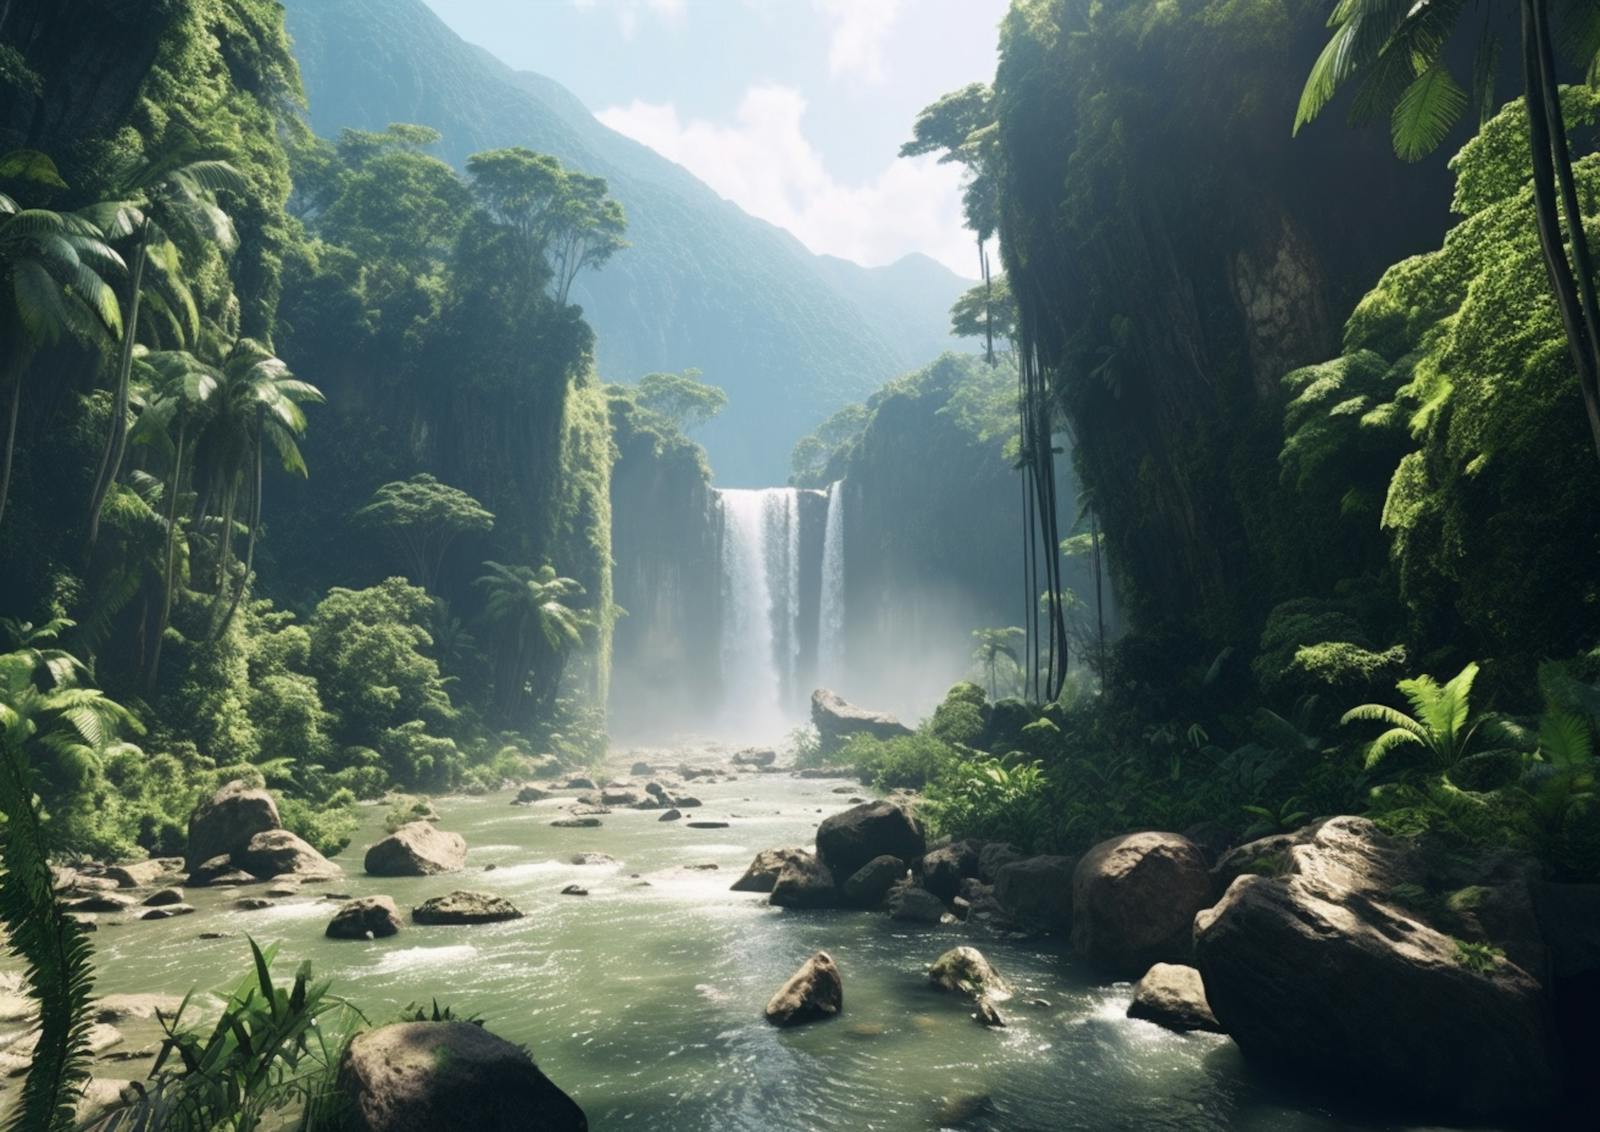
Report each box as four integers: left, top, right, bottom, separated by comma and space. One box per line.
818, 480, 846, 690
715, 488, 802, 736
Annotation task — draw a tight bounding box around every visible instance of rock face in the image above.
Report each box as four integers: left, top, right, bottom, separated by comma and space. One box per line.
769, 855, 837, 909
412, 891, 524, 925
234, 830, 338, 880
842, 855, 905, 908
993, 855, 1075, 934
928, 947, 1009, 1000
186, 781, 280, 870
327, 896, 403, 940
1127, 963, 1221, 1033
1194, 817, 1560, 1118
816, 801, 925, 882
765, 951, 843, 1026
921, 841, 979, 902
810, 689, 913, 751
364, 823, 467, 877
730, 848, 810, 894
337, 1021, 587, 1132
1071, 833, 1209, 973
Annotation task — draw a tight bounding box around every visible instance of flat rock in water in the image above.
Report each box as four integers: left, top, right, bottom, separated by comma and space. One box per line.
412, 890, 524, 925
95, 994, 183, 1023
64, 893, 134, 914
105, 859, 182, 888
564, 776, 596, 791
1127, 963, 1221, 1033
512, 785, 550, 805
551, 817, 602, 828
560, 884, 588, 896
765, 951, 843, 1027
337, 1021, 586, 1132
140, 903, 196, 920
234, 897, 274, 911
687, 820, 729, 829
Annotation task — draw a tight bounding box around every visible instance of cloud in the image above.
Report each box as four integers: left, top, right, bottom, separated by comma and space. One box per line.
816, 0, 905, 82
597, 84, 976, 277
572, 0, 686, 39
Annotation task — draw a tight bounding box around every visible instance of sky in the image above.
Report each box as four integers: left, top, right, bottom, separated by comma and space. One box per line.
419, 0, 1008, 277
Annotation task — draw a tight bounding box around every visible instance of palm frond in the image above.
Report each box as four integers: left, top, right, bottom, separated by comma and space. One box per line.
1391, 60, 1467, 161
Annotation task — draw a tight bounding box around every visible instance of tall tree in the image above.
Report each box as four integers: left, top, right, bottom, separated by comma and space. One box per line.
84, 148, 247, 547
475, 561, 589, 721
634, 368, 728, 433
0, 152, 123, 532
1295, 0, 1600, 460
356, 474, 495, 593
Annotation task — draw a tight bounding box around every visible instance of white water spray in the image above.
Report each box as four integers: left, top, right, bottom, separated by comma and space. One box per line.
818, 480, 846, 690
715, 488, 801, 737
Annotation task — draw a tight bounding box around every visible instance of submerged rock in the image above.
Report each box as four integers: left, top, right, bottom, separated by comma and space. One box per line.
842, 855, 905, 908
770, 855, 837, 909
1072, 833, 1209, 973
1194, 817, 1559, 1118
730, 848, 810, 893
765, 951, 843, 1026
186, 780, 281, 871
412, 891, 524, 925
816, 800, 925, 881
512, 785, 551, 805
337, 1021, 586, 1132
139, 903, 196, 920
686, 820, 729, 829
811, 689, 913, 750
327, 896, 403, 940
364, 823, 467, 877
1127, 963, 1221, 1033
560, 884, 588, 896
551, 817, 602, 829
569, 852, 616, 866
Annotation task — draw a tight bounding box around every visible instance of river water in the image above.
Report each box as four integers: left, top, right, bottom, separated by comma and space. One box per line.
18, 750, 1461, 1131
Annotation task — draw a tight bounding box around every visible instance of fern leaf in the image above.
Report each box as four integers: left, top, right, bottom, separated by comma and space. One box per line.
1365, 725, 1425, 769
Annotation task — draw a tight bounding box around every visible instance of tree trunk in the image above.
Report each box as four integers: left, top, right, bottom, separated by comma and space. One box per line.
1091, 508, 1106, 694
980, 237, 995, 367
1521, 0, 1600, 459
87, 231, 148, 546
0, 368, 22, 532
148, 419, 185, 690
214, 430, 262, 640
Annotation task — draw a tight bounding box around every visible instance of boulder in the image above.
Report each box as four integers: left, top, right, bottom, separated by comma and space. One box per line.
1194, 817, 1560, 1118
657, 809, 682, 823
1071, 833, 1209, 973
977, 842, 1022, 883
551, 817, 602, 829
732, 748, 777, 767
686, 820, 729, 829
1127, 963, 1222, 1033
972, 998, 1006, 1028
569, 852, 616, 866
630, 761, 653, 776
842, 855, 905, 908
63, 893, 133, 914
675, 796, 703, 808
816, 800, 925, 882
631, 797, 663, 811
928, 946, 1010, 1000
139, 903, 196, 920
186, 780, 281, 870
364, 823, 467, 877
234, 897, 274, 911
764, 951, 842, 1026
104, 859, 182, 888
187, 854, 257, 887
730, 848, 810, 894
921, 841, 980, 902
644, 781, 669, 799
811, 688, 913, 751
564, 776, 596, 790
327, 896, 402, 940
141, 887, 185, 907
993, 855, 1075, 934
600, 788, 640, 806
512, 785, 550, 805
888, 884, 946, 924
337, 1021, 586, 1132
234, 830, 339, 880
412, 891, 524, 925
769, 855, 837, 909
94, 993, 183, 1023
560, 884, 588, 896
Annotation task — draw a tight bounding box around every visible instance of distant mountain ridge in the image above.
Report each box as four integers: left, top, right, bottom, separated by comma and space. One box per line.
281, 0, 968, 485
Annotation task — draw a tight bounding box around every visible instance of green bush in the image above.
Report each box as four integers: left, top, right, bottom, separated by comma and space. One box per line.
838, 732, 958, 790
928, 682, 989, 748
924, 757, 1050, 851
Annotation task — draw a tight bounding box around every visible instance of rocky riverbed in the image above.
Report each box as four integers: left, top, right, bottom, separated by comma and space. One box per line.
0, 744, 1542, 1130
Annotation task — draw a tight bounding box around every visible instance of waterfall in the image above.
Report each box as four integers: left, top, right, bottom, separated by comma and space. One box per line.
715, 488, 802, 735
818, 480, 845, 690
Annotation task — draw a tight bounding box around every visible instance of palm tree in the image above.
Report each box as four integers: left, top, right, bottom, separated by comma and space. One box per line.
83, 150, 246, 546
128, 348, 220, 687
0, 153, 124, 531
1340, 661, 1518, 779
189, 338, 322, 638
1295, 0, 1600, 461
0, 618, 140, 1132
475, 562, 589, 719
971, 626, 1024, 700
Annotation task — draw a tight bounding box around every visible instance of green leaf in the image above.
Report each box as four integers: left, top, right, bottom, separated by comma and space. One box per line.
1391, 60, 1467, 161
0, 149, 67, 189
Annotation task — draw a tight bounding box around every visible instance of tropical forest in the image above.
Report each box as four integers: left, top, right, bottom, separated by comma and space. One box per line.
1, 0, 1598, 1129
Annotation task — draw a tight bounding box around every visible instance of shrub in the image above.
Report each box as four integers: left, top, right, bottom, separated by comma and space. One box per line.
839, 732, 958, 790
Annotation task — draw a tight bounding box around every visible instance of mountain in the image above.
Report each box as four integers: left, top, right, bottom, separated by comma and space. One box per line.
280, 0, 970, 485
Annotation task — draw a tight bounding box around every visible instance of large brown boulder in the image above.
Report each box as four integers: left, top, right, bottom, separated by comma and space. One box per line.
810, 689, 913, 751
992, 855, 1075, 934
816, 800, 924, 882
769, 855, 837, 909
1194, 817, 1560, 1118
185, 781, 280, 870
327, 896, 403, 940
920, 841, 979, 902
233, 830, 339, 880
765, 951, 842, 1026
1126, 963, 1221, 1033
729, 848, 810, 894
364, 823, 467, 877
1071, 833, 1209, 973
337, 1021, 586, 1131
842, 855, 905, 908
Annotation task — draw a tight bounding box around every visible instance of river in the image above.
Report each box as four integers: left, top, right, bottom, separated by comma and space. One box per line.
14, 747, 1463, 1131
